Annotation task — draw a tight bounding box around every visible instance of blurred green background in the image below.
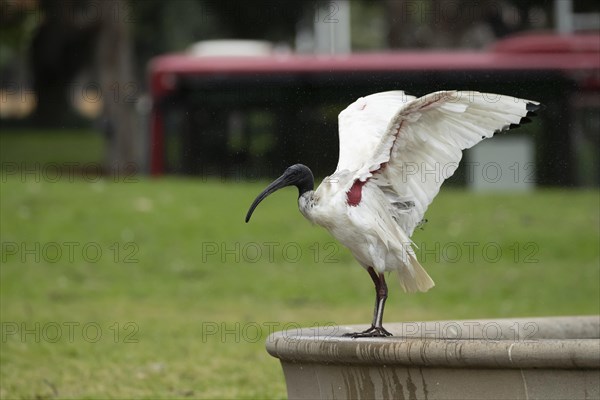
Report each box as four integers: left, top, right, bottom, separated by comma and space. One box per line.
1, 130, 598, 398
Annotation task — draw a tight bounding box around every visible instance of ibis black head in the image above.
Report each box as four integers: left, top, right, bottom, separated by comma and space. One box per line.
245, 164, 314, 223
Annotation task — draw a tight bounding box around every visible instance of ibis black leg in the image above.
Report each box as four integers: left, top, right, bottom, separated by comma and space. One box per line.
344, 267, 392, 338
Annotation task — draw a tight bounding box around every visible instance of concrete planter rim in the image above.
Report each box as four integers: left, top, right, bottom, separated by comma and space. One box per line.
266, 315, 600, 369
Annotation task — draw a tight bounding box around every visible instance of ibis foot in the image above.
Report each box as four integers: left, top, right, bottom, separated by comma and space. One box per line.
343, 325, 392, 338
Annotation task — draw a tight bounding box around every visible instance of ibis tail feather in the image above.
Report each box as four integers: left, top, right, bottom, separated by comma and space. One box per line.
397, 252, 435, 293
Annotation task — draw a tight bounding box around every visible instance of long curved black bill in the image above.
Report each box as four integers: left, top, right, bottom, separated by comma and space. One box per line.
245, 174, 291, 223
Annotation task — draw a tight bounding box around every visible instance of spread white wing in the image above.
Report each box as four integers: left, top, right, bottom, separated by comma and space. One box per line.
336, 91, 416, 173
336, 90, 541, 236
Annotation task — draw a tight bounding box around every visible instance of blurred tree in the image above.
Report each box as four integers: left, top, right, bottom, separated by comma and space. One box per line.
11, 0, 138, 170
0, 0, 38, 69
383, 0, 557, 49
96, 0, 137, 172
350, 0, 387, 50
130, 0, 310, 77
29, 0, 100, 126
4, 0, 312, 169
207, 1, 305, 40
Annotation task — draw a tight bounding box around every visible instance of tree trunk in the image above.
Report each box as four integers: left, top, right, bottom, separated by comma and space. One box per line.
96, 0, 138, 174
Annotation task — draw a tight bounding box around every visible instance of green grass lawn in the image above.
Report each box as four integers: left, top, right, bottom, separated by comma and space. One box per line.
1, 173, 598, 399
0, 130, 104, 167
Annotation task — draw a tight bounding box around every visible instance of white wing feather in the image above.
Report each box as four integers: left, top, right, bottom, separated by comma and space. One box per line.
327, 90, 538, 292
337, 90, 540, 236
336, 91, 416, 173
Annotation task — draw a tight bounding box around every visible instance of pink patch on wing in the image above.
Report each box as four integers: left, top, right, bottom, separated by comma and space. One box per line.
346, 180, 366, 206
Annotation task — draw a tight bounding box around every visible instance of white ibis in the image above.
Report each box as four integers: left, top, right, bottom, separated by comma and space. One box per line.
246, 90, 541, 337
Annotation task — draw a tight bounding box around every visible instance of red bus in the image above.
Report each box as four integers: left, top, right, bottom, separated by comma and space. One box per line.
148, 33, 599, 186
